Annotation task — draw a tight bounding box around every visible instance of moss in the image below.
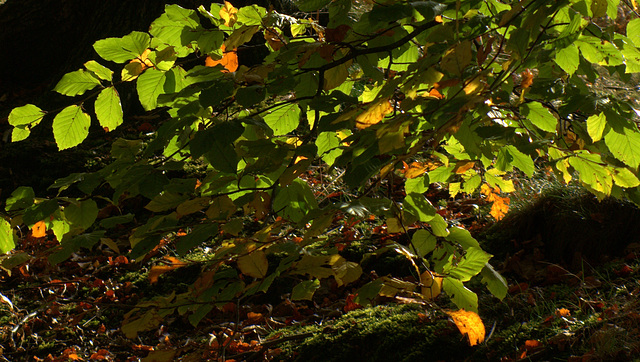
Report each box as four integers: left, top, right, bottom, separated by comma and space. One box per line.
272, 304, 473, 361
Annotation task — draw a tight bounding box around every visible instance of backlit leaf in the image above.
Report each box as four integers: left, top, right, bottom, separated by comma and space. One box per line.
263, 103, 300, 135
205, 45, 238, 72
84, 60, 113, 81
443, 277, 478, 312
355, 98, 393, 129
586, 112, 606, 142
54, 70, 101, 96
137, 68, 166, 111
445, 309, 485, 346
420, 270, 442, 300
8, 104, 45, 127
521, 102, 557, 133
52, 105, 91, 150
219, 1, 238, 27
604, 127, 640, 169
95, 87, 123, 132
555, 44, 579, 75
31, 221, 46, 238
0, 218, 16, 253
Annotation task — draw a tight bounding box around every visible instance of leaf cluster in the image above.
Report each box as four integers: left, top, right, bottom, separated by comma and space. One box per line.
3, 0, 640, 342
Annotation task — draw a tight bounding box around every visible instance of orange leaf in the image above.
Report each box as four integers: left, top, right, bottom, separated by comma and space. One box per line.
355, 98, 393, 129
32, 220, 46, 238
454, 161, 475, 174
205, 44, 238, 72
445, 309, 485, 346
428, 88, 444, 99
220, 1, 238, 27
555, 308, 571, 317
148, 256, 188, 284
520, 69, 534, 89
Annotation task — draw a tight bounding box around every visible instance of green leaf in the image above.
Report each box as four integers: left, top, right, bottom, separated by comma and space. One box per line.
23, 199, 59, 226
354, 279, 383, 307
521, 102, 557, 133
443, 277, 478, 312
64, 199, 99, 230
176, 223, 218, 256
403, 193, 436, 222
205, 141, 238, 174
84, 60, 113, 81
263, 103, 300, 136
8, 104, 45, 126
93, 32, 149, 63
411, 229, 437, 257
54, 70, 101, 96
611, 167, 640, 188
294, 0, 332, 12
5, 187, 35, 211
273, 179, 318, 223
480, 263, 507, 300
568, 153, 612, 196
52, 105, 91, 150
586, 112, 606, 142
554, 44, 579, 75
150, 5, 201, 50
405, 175, 430, 194
445, 226, 480, 249
0, 218, 16, 253
137, 69, 166, 111
604, 127, 640, 169
95, 87, 123, 132
235, 85, 266, 108
291, 279, 321, 301
316, 132, 342, 166
505, 145, 534, 177
145, 192, 189, 212
100, 214, 135, 229
628, 18, 640, 47
447, 247, 492, 282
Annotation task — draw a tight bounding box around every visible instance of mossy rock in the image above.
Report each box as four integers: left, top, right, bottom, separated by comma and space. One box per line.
480, 184, 640, 269
272, 304, 474, 361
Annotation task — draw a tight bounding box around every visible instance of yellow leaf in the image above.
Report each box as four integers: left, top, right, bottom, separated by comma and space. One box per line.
32, 220, 46, 238
219, 1, 238, 27
420, 271, 442, 300
440, 41, 472, 76
490, 196, 510, 221
445, 309, 485, 346
122, 49, 153, 81
237, 250, 268, 278
355, 98, 393, 129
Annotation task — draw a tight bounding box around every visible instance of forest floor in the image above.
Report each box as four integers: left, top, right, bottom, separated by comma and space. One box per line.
1, 147, 640, 361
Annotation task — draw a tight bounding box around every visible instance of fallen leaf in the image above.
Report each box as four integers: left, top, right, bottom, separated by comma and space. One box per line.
445, 309, 485, 346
